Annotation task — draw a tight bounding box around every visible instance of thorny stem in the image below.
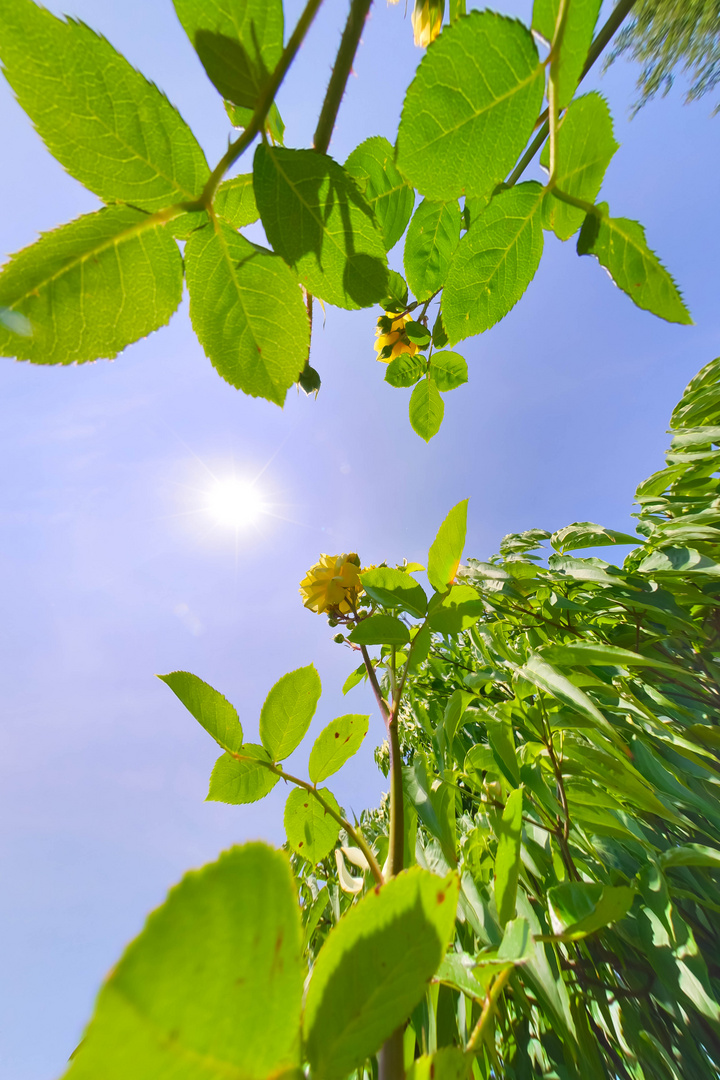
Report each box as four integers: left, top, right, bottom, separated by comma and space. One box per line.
506, 0, 637, 188
199, 0, 325, 207
314, 0, 374, 154
230, 750, 384, 884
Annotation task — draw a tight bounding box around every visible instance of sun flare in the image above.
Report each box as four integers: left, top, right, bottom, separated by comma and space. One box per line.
206, 478, 266, 529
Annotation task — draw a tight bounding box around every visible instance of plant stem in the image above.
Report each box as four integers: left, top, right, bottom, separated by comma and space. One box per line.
506, 0, 637, 188
200, 0, 325, 206
230, 751, 384, 884
314, 0, 374, 154
466, 966, 512, 1053
379, 1028, 405, 1080
547, 0, 570, 184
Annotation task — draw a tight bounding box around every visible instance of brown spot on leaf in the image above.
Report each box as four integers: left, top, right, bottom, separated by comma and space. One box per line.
431, 1066, 435, 1079
437, 891, 445, 904
334, 732, 340, 738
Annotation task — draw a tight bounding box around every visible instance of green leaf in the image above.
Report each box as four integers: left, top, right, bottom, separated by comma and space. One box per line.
541, 93, 619, 241
659, 844, 720, 871
158, 671, 242, 753
443, 689, 474, 747
253, 145, 388, 310
550, 519, 637, 552
214, 173, 259, 227
427, 584, 484, 635
429, 351, 468, 391
348, 615, 410, 647
185, 221, 309, 403
0, 208, 183, 365
397, 11, 544, 201
410, 379, 445, 442
173, 0, 282, 109
532, 0, 601, 106
406, 1049, 471, 1080
442, 183, 544, 344
342, 663, 366, 695
487, 716, 520, 787
577, 205, 692, 324
304, 867, 459, 1080
404, 320, 432, 348
427, 499, 469, 594
548, 882, 635, 939
519, 654, 617, 741
360, 567, 428, 618
308, 714, 370, 784
259, 664, 321, 762
344, 136, 415, 251
0, 0, 208, 210
539, 642, 684, 676
494, 787, 523, 928
226, 99, 285, 143
62, 844, 302, 1080
207, 745, 279, 804
404, 755, 456, 863
284, 787, 341, 864
385, 353, 427, 388
404, 199, 461, 301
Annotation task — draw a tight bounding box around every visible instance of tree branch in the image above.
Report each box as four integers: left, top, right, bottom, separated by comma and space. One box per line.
314, 0, 374, 154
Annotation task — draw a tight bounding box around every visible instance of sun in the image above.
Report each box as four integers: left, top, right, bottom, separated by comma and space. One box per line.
206, 478, 266, 529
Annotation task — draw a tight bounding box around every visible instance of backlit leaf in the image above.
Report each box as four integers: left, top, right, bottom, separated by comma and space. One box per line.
348, 615, 411, 647
577, 204, 692, 324
541, 93, 618, 240
253, 145, 388, 309
304, 867, 459, 1080
360, 567, 428, 618
0, 0, 208, 209
397, 11, 544, 201
427, 500, 469, 594
259, 664, 322, 762
0, 207, 182, 365
443, 183, 544, 344
207, 745, 279, 804
429, 351, 468, 391
159, 671, 242, 753
548, 881, 635, 939
185, 220, 309, 404
62, 844, 303, 1080
494, 787, 523, 927
345, 136, 415, 251
533, 0, 601, 106
284, 787, 341, 863
404, 199, 461, 301
550, 519, 637, 552
385, 353, 426, 388
173, 0, 283, 108
409, 379, 445, 442
308, 714, 370, 784
214, 173, 259, 227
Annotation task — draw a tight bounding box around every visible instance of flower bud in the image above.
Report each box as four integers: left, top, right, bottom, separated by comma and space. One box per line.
412, 0, 444, 47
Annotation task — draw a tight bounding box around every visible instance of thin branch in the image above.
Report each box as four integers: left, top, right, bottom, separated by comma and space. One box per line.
466, 966, 513, 1053
314, 0, 374, 154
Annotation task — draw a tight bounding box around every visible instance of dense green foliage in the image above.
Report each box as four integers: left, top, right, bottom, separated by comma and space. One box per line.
0, 0, 692, 438
609, 0, 720, 110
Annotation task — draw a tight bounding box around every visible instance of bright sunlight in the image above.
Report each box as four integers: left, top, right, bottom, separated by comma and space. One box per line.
206, 478, 266, 529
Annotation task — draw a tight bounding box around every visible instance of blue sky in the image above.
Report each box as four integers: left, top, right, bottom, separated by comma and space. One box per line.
1, 1, 719, 1076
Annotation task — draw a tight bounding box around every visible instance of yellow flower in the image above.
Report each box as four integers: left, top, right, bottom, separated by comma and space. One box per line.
412, 0, 444, 47
374, 312, 418, 363
300, 553, 364, 615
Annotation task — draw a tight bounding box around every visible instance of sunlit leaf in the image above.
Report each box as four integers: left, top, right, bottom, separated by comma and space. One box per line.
259, 664, 322, 761
308, 714, 370, 784
159, 671, 242, 752
284, 787, 341, 863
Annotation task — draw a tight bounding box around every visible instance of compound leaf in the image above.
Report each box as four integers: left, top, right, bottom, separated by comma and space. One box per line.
345, 136, 415, 251
0, 0, 208, 210
159, 671, 243, 753
577, 205, 692, 324
254, 145, 388, 309
397, 11, 544, 201
284, 787, 342, 863
207, 745, 279, 804
62, 844, 303, 1080
185, 220, 309, 404
404, 199, 461, 301
304, 867, 459, 1080
259, 664, 322, 762
443, 183, 544, 344
0, 207, 182, 365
